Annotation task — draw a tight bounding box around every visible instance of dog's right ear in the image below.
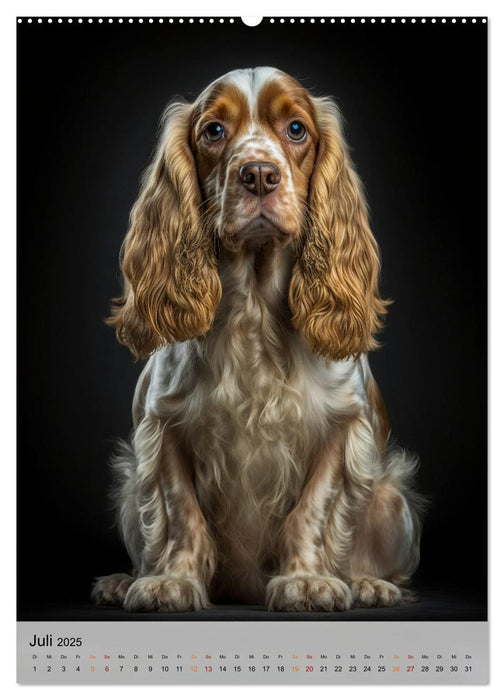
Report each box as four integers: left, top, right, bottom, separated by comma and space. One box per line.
289, 97, 388, 361
108, 102, 222, 359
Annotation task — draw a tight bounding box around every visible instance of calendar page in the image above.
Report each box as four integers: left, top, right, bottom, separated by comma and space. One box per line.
16, 14, 488, 685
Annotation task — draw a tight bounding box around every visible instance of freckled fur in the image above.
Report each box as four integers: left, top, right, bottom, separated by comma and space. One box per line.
93, 68, 422, 613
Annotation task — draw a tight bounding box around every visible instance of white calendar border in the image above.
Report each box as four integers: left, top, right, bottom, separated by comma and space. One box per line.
3, 0, 502, 697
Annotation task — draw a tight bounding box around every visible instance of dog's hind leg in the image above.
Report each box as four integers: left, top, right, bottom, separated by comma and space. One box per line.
349, 449, 423, 607
91, 440, 139, 607
93, 418, 217, 612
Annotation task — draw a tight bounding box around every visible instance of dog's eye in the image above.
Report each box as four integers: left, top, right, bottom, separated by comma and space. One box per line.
286, 121, 306, 141
204, 122, 226, 142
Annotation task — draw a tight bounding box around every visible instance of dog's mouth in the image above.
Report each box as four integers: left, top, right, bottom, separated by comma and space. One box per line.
223, 215, 291, 251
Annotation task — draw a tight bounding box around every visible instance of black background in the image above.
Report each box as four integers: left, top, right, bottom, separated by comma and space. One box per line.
17, 18, 487, 615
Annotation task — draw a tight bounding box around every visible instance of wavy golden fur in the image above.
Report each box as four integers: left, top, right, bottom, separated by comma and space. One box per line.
290, 97, 388, 359
93, 68, 422, 613
108, 103, 222, 358
109, 77, 386, 361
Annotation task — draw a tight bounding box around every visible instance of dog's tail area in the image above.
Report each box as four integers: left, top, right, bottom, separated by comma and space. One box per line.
382, 446, 428, 583
383, 446, 428, 514
110, 439, 142, 572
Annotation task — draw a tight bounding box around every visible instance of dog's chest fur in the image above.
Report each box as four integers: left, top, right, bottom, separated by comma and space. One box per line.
179, 252, 308, 597
162, 250, 363, 599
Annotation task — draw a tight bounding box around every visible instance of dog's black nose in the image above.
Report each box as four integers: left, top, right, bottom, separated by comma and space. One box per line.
239, 161, 281, 197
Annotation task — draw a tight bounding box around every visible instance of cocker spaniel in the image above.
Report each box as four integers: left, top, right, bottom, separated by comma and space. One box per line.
92, 67, 422, 613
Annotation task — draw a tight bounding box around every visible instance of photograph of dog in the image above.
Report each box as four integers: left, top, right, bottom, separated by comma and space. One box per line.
92, 67, 422, 613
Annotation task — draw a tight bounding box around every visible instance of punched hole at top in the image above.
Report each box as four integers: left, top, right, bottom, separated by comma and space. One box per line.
241, 17, 263, 27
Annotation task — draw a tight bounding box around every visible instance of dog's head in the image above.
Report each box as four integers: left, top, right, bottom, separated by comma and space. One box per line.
191, 67, 317, 251
109, 67, 387, 360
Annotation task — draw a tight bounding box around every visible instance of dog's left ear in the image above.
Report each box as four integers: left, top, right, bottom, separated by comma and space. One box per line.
289, 97, 388, 361
108, 102, 222, 359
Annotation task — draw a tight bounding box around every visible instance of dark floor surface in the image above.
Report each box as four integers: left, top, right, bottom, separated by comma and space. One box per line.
18, 584, 486, 622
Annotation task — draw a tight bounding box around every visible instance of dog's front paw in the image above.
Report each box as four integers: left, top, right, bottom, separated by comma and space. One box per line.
92, 573, 134, 606
266, 574, 352, 612
350, 577, 402, 608
123, 575, 210, 612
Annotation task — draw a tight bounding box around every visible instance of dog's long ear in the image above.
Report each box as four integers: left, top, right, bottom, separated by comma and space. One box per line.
108, 102, 222, 359
289, 97, 388, 361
